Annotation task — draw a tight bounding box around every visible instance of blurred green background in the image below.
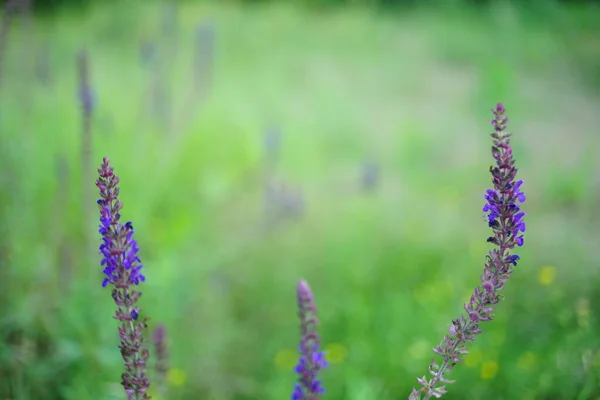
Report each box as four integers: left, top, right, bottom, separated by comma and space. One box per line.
0, 0, 599, 399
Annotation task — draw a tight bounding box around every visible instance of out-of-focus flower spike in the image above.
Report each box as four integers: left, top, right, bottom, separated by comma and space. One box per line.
292, 280, 327, 400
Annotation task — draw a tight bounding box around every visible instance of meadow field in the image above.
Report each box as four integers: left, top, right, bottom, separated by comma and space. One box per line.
0, 1, 599, 399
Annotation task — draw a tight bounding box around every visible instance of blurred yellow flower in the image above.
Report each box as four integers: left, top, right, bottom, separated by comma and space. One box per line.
274, 348, 297, 370
480, 361, 499, 380
517, 351, 537, 370
167, 368, 187, 387
324, 343, 348, 364
465, 348, 483, 367
538, 265, 556, 286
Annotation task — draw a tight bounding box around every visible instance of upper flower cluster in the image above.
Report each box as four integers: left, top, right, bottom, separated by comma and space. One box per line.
483, 102, 526, 253
96, 157, 145, 289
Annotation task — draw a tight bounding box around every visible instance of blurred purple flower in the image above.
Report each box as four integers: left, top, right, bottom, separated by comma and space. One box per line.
194, 19, 215, 91
139, 40, 157, 68
410, 103, 526, 399
361, 159, 379, 192
161, 3, 179, 39
35, 43, 53, 86
264, 126, 281, 161
0, 0, 23, 91
77, 50, 96, 114
292, 280, 327, 400
152, 324, 169, 395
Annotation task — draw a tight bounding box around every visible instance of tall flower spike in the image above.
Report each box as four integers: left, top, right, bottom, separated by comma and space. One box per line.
409, 103, 526, 399
292, 280, 328, 400
97, 157, 151, 400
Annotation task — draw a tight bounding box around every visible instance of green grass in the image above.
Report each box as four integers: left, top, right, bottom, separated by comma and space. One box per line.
1, 1, 599, 399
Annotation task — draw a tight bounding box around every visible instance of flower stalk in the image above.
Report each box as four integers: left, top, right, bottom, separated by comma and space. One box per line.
96, 157, 151, 400
409, 103, 526, 399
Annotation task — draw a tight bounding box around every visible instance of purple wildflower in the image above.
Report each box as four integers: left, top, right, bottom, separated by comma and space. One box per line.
292, 280, 327, 400
97, 157, 151, 400
410, 103, 526, 399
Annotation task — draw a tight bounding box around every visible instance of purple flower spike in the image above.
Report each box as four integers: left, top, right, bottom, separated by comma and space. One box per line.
410, 103, 526, 400
292, 280, 327, 400
96, 157, 151, 400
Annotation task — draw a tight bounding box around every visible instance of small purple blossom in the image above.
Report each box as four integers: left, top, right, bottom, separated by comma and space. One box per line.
97, 157, 151, 400
410, 103, 526, 399
292, 280, 327, 400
